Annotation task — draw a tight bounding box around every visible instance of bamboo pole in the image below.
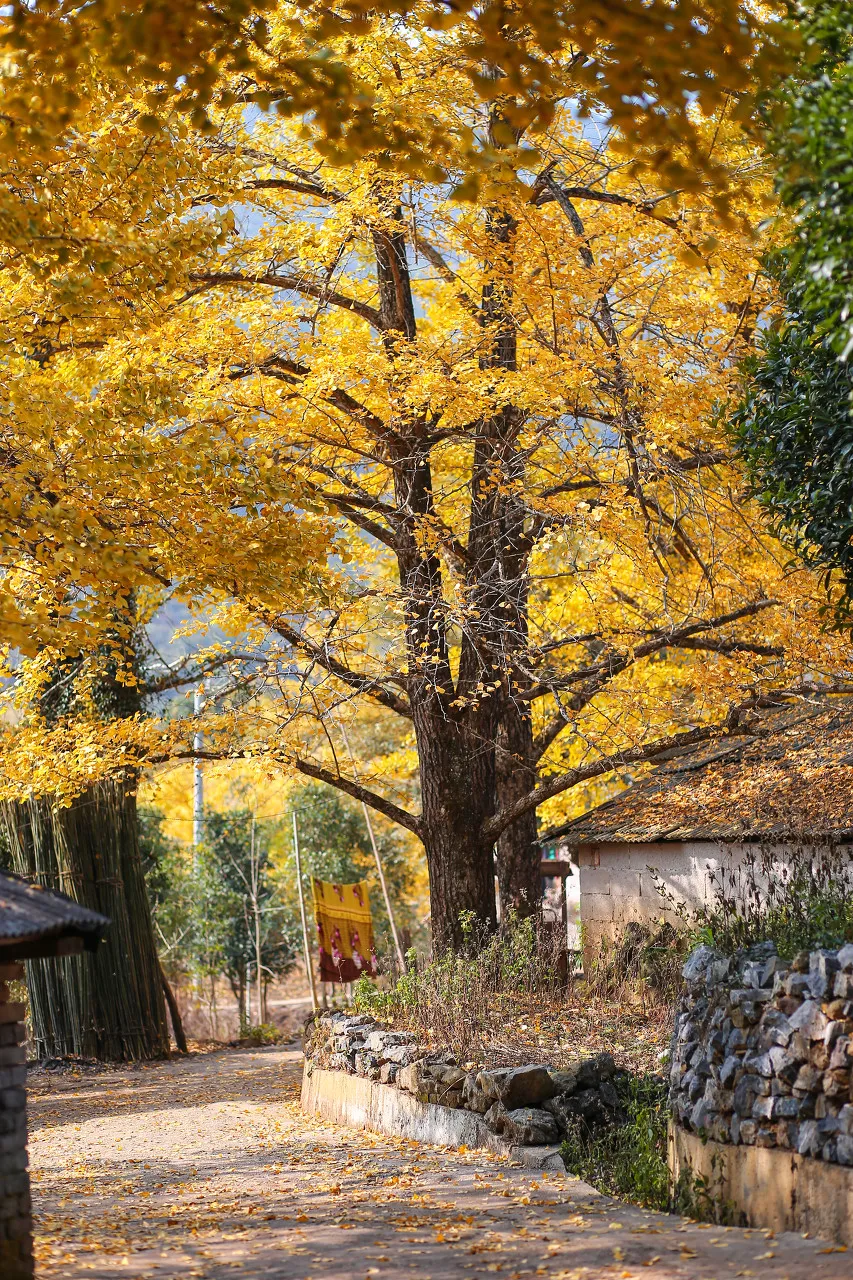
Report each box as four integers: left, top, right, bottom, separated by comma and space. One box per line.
192, 686, 204, 868
338, 723, 407, 974
292, 812, 319, 1012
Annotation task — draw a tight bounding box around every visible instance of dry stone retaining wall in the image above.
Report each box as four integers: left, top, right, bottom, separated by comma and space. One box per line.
670, 941, 853, 1166
305, 1011, 625, 1150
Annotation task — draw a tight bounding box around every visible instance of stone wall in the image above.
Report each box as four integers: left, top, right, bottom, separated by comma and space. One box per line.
305, 1011, 625, 1151
669, 942, 853, 1167
0, 962, 33, 1280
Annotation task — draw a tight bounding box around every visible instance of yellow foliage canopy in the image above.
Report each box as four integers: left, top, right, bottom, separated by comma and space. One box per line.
0, 26, 846, 842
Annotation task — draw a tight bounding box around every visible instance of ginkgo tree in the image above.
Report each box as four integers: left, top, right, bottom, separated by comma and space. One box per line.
2, 17, 848, 956
2, 0, 794, 192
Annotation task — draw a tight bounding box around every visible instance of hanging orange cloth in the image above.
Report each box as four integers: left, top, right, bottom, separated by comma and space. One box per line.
312, 878, 378, 983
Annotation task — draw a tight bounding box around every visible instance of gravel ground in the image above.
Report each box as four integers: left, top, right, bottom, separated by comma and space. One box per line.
26, 1045, 851, 1279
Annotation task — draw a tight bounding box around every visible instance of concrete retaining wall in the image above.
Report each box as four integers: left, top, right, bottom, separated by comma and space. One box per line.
670, 1123, 853, 1245
301, 1062, 567, 1173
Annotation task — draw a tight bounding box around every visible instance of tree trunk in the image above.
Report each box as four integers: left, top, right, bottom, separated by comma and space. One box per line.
496, 702, 541, 916
416, 704, 498, 953
1, 780, 170, 1061
160, 964, 188, 1053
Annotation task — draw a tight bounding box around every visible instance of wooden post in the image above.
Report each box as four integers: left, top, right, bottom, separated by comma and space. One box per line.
292, 813, 319, 1013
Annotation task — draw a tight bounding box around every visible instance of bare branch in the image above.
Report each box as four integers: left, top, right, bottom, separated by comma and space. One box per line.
186, 271, 381, 328
293, 757, 422, 836
270, 616, 412, 719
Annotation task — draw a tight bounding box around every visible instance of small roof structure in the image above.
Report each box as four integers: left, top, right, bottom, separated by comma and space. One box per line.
548, 696, 853, 847
0, 871, 109, 961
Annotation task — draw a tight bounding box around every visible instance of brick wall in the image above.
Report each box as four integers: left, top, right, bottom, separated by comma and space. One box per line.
576, 840, 751, 960
0, 962, 33, 1280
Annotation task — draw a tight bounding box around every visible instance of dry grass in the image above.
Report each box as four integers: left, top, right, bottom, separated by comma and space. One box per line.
354, 914, 676, 1074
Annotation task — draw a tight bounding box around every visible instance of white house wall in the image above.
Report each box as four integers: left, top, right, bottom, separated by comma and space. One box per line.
576, 840, 750, 957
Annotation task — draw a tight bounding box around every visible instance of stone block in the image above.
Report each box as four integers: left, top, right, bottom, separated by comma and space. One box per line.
462, 1074, 490, 1114
475, 1068, 512, 1102
582, 892, 614, 923
611, 871, 643, 902
383, 1044, 417, 1065
483, 1100, 508, 1134
739, 1119, 757, 1144
788, 1000, 828, 1041
547, 1069, 577, 1096
752, 1096, 775, 1121
0, 1007, 25, 1027
809, 950, 840, 1001
798, 1119, 821, 1156
581, 868, 612, 895
836, 943, 853, 972
719, 1055, 740, 1088
397, 1063, 423, 1094
498, 1065, 559, 1109
0, 1091, 25, 1113
682, 945, 721, 986
502, 1107, 560, 1146
0, 1048, 25, 1069
793, 1064, 821, 1095
833, 972, 853, 1000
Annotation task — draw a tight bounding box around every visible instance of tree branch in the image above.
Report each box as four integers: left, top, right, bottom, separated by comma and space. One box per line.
271, 616, 412, 719
520, 600, 780, 703
186, 272, 381, 328
292, 757, 422, 836
485, 719, 745, 841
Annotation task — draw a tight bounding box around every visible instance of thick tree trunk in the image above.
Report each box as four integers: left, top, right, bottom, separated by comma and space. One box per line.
416, 706, 499, 953
1, 780, 170, 1061
496, 703, 541, 917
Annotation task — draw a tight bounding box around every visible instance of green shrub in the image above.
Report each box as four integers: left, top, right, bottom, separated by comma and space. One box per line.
238, 1022, 282, 1046
560, 1074, 670, 1210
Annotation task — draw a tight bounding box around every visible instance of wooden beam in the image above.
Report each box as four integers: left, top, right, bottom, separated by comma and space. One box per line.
540, 859, 573, 878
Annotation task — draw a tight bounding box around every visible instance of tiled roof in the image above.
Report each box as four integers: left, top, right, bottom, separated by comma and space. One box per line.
0, 871, 109, 948
549, 696, 853, 846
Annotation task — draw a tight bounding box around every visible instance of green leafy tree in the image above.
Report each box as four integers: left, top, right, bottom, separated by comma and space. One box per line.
202, 809, 300, 1024
734, 3, 853, 604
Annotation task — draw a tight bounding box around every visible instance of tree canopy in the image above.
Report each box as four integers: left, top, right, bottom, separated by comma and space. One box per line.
3, 1, 794, 192
733, 3, 853, 605
2, 20, 849, 945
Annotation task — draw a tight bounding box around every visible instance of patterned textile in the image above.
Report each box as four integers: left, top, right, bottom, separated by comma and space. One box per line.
312, 878, 378, 983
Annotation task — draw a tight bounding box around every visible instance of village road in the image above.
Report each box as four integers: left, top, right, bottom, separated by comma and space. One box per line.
26, 1045, 851, 1280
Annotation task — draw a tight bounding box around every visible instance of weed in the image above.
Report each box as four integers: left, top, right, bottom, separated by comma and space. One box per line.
560, 1074, 670, 1210
352, 911, 576, 1064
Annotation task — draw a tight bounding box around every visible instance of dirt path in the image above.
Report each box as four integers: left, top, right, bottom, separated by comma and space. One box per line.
27, 1046, 850, 1280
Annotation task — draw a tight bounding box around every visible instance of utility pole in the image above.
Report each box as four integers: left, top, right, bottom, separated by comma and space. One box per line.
338, 723, 407, 974
193, 685, 204, 867
293, 812, 318, 1012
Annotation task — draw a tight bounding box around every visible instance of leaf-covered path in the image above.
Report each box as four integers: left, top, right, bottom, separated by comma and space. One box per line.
27, 1046, 850, 1279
